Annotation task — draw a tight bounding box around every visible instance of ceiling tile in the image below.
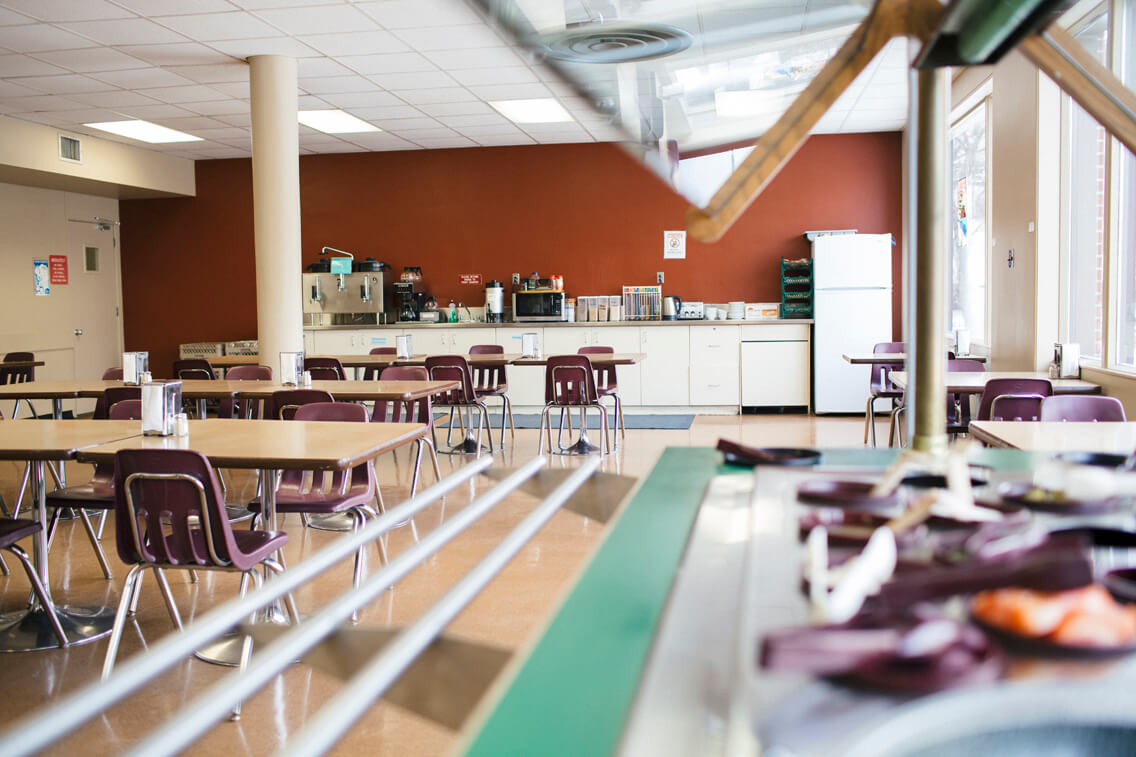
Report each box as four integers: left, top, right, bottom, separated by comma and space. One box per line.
468, 82, 551, 101
355, 0, 482, 29
89, 67, 197, 88
34, 107, 123, 123
0, 79, 40, 96
0, 0, 133, 22
162, 63, 248, 83
347, 104, 423, 120
531, 133, 592, 144
368, 71, 455, 90
153, 115, 229, 130
320, 90, 403, 109
393, 24, 507, 52
115, 102, 195, 119
449, 66, 539, 87
113, 0, 237, 13
135, 83, 227, 103
423, 47, 524, 70
298, 30, 408, 57
7, 74, 116, 94
31, 47, 149, 71
298, 74, 376, 94
209, 81, 249, 98
454, 123, 527, 137
0, 53, 68, 76
335, 52, 435, 75
207, 36, 320, 58
437, 113, 509, 127
4, 94, 89, 111
253, 5, 377, 35
228, 0, 342, 8
67, 89, 161, 107
296, 94, 329, 109
416, 101, 494, 117
155, 11, 281, 42
182, 99, 249, 116
299, 132, 348, 146
412, 136, 476, 149
297, 57, 352, 77
215, 112, 250, 126
371, 116, 439, 131
583, 123, 627, 142
114, 42, 236, 66
393, 87, 476, 105
343, 132, 418, 150
0, 7, 34, 25
0, 24, 99, 52
473, 134, 536, 146
386, 126, 456, 139
60, 18, 188, 46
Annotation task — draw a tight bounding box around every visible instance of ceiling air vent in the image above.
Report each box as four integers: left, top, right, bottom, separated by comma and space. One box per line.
58, 134, 82, 164
536, 23, 693, 64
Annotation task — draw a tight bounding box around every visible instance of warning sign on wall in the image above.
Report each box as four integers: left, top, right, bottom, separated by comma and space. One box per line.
459, 273, 482, 285
49, 254, 68, 285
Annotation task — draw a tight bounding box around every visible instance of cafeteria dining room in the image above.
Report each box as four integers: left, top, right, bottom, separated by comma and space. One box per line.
4, 1, 1136, 755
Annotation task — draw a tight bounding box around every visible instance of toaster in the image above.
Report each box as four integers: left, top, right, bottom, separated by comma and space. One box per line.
678, 301, 705, 320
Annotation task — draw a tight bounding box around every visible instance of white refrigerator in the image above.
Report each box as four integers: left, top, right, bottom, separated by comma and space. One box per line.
812, 233, 894, 414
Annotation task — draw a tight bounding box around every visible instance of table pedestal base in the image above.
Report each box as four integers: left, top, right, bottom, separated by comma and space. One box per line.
441, 433, 492, 456
307, 513, 354, 532
0, 605, 115, 652
194, 605, 290, 666
556, 436, 602, 455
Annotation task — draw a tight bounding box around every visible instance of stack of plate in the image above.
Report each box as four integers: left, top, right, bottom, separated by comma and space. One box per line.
727, 301, 745, 320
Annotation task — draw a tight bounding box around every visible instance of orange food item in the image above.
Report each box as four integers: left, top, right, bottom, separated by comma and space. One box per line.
971, 585, 1136, 648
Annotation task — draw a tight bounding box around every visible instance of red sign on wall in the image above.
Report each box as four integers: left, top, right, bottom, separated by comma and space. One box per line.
459, 273, 482, 285
49, 255, 68, 285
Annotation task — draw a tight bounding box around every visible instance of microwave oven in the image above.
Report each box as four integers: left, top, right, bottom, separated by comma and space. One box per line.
513, 291, 565, 321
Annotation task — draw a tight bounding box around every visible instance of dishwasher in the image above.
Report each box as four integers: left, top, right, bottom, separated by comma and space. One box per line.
740, 323, 811, 410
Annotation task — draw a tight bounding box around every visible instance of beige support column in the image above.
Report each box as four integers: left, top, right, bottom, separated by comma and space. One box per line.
910, 67, 949, 454
249, 55, 303, 368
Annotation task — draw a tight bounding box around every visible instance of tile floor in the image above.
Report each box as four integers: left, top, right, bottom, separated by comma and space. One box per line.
0, 413, 877, 756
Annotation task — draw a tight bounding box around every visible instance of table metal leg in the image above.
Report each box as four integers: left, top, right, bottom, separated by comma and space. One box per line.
559, 407, 602, 455
0, 461, 115, 651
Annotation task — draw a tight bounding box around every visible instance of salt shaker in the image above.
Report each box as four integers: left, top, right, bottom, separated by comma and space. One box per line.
175, 413, 189, 437
302, 370, 313, 387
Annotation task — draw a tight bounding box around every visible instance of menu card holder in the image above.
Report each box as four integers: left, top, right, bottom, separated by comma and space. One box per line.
521, 332, 538, 358
279, 352, 304, 386
396, 334, 412, 359
122, 352, 149, 386
142, 380, 182, 436
954, 329, 971, 356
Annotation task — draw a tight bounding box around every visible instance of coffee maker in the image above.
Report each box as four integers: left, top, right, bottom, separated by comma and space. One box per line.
485, 279, 505, 323
393, 282, 426, 321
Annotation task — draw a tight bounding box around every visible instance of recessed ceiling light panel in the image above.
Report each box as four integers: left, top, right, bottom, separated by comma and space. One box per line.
84, 120, 203, 144
298, 110, 380, 134
489, 98, 573, 124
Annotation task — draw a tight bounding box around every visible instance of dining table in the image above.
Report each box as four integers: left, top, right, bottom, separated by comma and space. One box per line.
968, 420, 1136, 453
887, 370, 1101, 395
76, 417, 428, 664
841, 352, 987, 364
0, 420, 141, 651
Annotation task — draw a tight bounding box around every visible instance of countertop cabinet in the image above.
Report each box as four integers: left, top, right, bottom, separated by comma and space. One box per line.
498, 328, 545, 407
640, 327, 689, 406
690, 325, 740, 406
740, 324, 811, 408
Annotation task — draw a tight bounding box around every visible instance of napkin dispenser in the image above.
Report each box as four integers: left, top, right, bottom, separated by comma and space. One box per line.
122, 352, 149, 386
279, 351, 304, 386
1055, 342, 1081, 378
396, 334, 412, 359
141, 380, 182, 436
521, 332, 539, 358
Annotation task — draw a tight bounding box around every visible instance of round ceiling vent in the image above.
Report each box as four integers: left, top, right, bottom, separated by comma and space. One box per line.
536, 23, 693, 64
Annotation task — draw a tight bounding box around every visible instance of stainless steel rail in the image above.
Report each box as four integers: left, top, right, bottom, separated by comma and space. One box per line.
0, 455, 497, 757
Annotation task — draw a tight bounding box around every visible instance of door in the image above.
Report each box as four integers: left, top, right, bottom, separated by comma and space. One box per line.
813, 234, 893, 290
639, 326, 689, 405
813, 288, 892, 413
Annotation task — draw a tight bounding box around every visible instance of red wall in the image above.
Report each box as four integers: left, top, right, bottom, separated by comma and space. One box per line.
121, 133, 902, 375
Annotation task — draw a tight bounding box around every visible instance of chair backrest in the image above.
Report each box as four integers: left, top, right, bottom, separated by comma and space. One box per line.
108, 399, 143, 420
290, 402, 374, 494
469, 344, 507, 392
976, 378, 1053, 421
114, 449, 251, 569
1040, 395, 1127, 422
1, 351, 35, 385
172, 358, 216, 381
425, 355, 477, 404
219, 364, 273, 419
102, 367, 124, 380
362, 347, 397, 380
989, 394, 1045, 421
304, 356, 346, 381
94, 386, 142, 420
269, 389, 335, 420
544, 354, 599, 405
226, 364, 273, 380
373, 366, 433, 424
869, 342, 905, 395
578, 345, 617, 390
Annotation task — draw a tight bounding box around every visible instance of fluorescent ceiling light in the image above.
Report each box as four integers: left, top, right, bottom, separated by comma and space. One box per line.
714, 89, 798, 119
84, 120, 203, 144
298, 110, 380, 134
489, 98, 573, 124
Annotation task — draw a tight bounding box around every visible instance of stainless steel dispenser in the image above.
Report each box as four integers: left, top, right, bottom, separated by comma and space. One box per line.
303, 271, 384, 326
141, 380, 182, 436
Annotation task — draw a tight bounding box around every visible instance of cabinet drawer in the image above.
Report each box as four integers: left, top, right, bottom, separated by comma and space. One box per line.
690, 363, 739, 405
740, 323, 810, 341
691, 325, 740, 363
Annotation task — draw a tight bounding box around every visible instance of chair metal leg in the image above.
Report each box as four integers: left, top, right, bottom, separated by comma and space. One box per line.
505, 393, 516, 442
152, 567, 183, 630
0, 551, 8, 576
0, 490, 8, 518
77, 509, 112, 579
95, 510, 108, 540
102, 565, 145, 680
12, 463, 30, 519
262, 558, 300, 624
537, 405, 553, 454
615, 394, 625, 439
498, 395, 508, 449
7, 543, 67, 647
865, 395, 877, 447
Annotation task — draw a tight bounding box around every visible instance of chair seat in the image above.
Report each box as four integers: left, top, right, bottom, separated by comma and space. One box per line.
475, 385, 507, 397
159, 527, 288, 570
249, 485, 373, 515
45, 481, 115, 507
871, 389, 903, 399
0, 517, 41, 547
596, 385, 618, 397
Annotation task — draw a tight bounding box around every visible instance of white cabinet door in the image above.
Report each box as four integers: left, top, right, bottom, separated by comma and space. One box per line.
690, 325, 740, 405
740, 340, 810, 407
542, 327, 591, 355
357, 331, 401, 352
640, 326, 689, 405
587, 326, 642, 406
498, 328, 545, 407
450, 327, 498, 354
413, 328, 453, 354
312, 330, 362, 354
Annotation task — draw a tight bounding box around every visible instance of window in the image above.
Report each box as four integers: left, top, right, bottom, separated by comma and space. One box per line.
1116, 1, 1136, 367
949, 100, 988, 345
1063, 9, 1109, 361
84, 245, 99, 273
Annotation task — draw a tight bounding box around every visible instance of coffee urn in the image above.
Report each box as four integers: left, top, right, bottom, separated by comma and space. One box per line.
485, 279, 505, 323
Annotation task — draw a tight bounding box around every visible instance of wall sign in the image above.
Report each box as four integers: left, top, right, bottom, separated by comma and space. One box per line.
33, 259, 50, 296
49, 254, 68, 285
664, 230, 686, 259
459, 273, 482, 285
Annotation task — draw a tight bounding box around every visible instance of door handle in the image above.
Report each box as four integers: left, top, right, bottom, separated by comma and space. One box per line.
74, 328, 83, 336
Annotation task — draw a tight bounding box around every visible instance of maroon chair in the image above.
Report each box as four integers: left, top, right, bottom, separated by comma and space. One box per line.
0, 518, 66, 646
172, 358, 217, 380
43, 398, 146, 579
376, 366, 441, 499
945, 359, 986, 436
93, 385, 141, 421
102, 367, 123, 380
103, 448, 296, 707
2, 351, 37, 418
865, 342, 904, 447
268, 388, 334, 420
250, 402, 380, 619
304, 356, 347, 381
538, 354, 609, 455
470, 344, 515, 447
361, 347, 397, 381
1040, 395, 1127, 422
976, 378, 1053, 421
578, 346, 624, 444
989, 394, 1046, 421
425, 355, 494, 455
218, 364, 273, 419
